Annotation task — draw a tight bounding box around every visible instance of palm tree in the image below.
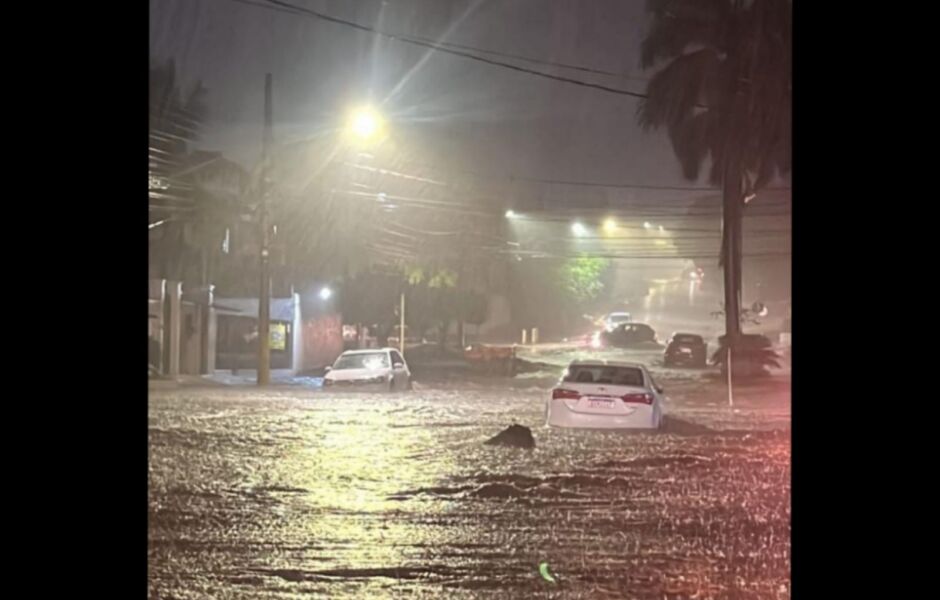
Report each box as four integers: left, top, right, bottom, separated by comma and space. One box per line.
149, 59, 210, 281
637, 0, 791, 346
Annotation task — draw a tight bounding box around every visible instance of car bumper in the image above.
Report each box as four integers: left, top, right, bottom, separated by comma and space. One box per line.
546, 400, 661, 429
323, 380, 389, 391
666, 352, 705, 364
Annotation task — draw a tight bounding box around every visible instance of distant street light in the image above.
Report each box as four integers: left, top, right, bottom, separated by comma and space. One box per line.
643, 221, 652, 230
571, 221, 587, 236
505, 209, 517, 219
603, 218, 617, 234
319, 287, 333, 300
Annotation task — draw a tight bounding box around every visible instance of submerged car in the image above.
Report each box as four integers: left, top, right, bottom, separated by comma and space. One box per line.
546, 360, 664, 429
663, 333, 708, 368
598, 322, 657, 348
602, 311, 632, 331
323, 348, 412, 391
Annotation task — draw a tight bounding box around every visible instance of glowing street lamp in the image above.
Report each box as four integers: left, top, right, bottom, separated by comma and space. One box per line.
347, 106, 385, 141
603, 218, 617, 234
319, 286, 333, 300
505, 209, 517, 219
571, 221, 587, 236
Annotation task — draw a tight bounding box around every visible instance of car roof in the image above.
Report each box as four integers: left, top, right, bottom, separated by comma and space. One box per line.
672, 332, 703, 338
569, 359, 646, 369
607, 312, 631, 317
340, 348, 392, 355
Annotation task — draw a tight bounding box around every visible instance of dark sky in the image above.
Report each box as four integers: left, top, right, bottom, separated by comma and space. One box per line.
151, 0, 790, 300
150, 0, 694, 193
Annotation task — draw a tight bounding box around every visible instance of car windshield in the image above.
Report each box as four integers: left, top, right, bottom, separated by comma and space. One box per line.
607, 314, 630, 323
333, 352, 389, 370
673, 335, 702, 344
564, 365, 645, 386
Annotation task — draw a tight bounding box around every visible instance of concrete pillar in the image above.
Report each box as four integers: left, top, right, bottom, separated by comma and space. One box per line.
150, 279, 165, 373
292, 292, 303, 375
206, 287, 217, 374
166, 280, 182, 376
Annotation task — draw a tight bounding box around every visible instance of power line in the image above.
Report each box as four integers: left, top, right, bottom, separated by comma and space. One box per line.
236, 0, 651, 98
508, 175, 791, 192
380, 155, 791, 195
234, 0, 649, 81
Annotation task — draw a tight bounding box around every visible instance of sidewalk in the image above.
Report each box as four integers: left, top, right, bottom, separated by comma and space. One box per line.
148, 370, 324, 390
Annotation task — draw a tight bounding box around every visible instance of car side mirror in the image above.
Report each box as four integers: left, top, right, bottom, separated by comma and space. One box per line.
324, 366, 332, 373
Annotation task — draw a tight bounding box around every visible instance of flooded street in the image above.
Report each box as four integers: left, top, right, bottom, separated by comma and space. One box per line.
149, 381, 789, 599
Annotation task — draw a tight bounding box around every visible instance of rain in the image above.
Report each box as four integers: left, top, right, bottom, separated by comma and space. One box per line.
149, 1, 791, 597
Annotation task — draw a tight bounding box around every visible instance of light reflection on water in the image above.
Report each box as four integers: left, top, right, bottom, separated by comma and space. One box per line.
149, 387, 790, 599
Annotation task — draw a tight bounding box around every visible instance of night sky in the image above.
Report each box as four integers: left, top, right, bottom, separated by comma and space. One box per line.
150, 0, 694, 191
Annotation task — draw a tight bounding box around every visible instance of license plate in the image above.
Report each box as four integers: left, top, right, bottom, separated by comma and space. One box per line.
587, 397, 614, 408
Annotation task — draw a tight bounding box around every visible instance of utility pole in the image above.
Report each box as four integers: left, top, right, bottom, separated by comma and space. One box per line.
257, 73, 273, 385
399, 292, 405, 354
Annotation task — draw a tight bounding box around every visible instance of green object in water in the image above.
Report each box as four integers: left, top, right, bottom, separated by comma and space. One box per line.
539, 561, 557, 584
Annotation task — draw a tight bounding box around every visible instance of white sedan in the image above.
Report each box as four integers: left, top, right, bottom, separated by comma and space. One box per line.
323, 348, 412, 392
546, 360, 664, 429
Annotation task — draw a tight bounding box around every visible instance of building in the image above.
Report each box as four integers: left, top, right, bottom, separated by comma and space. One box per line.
149, 280, 344, 378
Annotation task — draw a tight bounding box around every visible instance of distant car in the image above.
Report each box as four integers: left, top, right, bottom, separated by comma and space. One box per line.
602, 312, 632, 331
711, 334, 781, 377
547, 360, 664, 429
663, 333, 708, 368
323, 348, 412, 391
598, 322, 657, 348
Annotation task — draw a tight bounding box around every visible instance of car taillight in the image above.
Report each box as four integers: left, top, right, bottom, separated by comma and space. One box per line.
621, 393, 653, 404
552, 388, 580, 400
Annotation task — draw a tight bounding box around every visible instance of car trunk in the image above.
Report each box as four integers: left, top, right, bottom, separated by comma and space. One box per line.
553, 382, 653, 417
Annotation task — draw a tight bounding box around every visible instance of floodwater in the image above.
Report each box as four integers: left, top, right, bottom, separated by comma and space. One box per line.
149, 381, 790, 599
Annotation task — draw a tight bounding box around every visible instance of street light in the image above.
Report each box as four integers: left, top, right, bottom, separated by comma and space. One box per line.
347, 106, 385, 141
319, 286, 333, 300
603, 218, 617, 234
505, 209, 517, 219
643, 221, 652, 230
571, 221, 587, 236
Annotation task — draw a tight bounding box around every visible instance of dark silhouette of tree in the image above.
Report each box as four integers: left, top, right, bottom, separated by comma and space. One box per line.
637, 0, 791, 346
149, 61, 253, 290
149, 59, 209, 282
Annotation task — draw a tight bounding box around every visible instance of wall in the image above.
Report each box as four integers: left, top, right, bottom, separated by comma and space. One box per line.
301, 313, 343, 371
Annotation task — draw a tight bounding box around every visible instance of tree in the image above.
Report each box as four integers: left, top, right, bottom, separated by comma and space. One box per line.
637, 0, 791, 347
557, 257, 612, 304
149, 59, 217, 284
341, 268, 403, 345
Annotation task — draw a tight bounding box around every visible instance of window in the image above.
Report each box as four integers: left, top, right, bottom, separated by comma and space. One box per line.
334, 352, 389, 370
564, 366, 645, 387
390, 350, 404, 365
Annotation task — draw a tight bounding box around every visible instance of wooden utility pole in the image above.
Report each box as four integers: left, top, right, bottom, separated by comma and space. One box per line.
257, 73, 273, 385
